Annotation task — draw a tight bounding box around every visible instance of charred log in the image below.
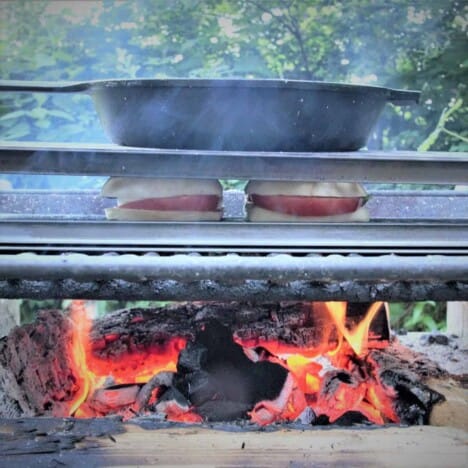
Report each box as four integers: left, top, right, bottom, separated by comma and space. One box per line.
369, 350, 445, 425
0, 301, 446, 427
90, 301, 389, 358
0, 302, 388, 419
0, 310, 76, 416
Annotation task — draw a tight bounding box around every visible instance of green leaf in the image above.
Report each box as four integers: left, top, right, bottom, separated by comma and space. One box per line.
0, 110, 28, 121
47, 110, 76, 122
2, 122, 31, 139
421, 315, 438, 331
29, 107, 48, 120
35, 119, 51, 129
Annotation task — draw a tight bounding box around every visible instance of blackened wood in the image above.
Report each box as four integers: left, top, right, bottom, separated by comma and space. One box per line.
0, 363, 31, 418
173, 322, 288, 420
0, 304, 458, 431
0, 310, 76, 416
369, 349, 445, 425
196, 400, 251, 421
0, 416, 124, 458
135, 371, 174, 413
0, 302, 388, 418
347, 302, 390, 340
90, 302, 389, 359
0, 418, 467, 468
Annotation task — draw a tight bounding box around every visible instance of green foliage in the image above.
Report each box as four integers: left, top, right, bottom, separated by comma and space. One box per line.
5, 2, 461, 327
93, 300, 172, 317
20, 299, 445, 334
1, 0, 466, 153
220, 179, 246, 190
389, 301, 446, 332
19, 299, 63, 324
418, 98, 467, 151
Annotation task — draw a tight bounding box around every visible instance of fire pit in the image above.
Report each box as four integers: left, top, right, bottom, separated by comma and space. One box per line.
0, 300, 466, 466
0, 300, 444, 425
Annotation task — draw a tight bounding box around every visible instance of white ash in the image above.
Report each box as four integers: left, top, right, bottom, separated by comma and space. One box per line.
397, 332, 468, 376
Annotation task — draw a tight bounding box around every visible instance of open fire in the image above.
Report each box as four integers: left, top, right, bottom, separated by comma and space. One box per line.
0, 300, 443, 426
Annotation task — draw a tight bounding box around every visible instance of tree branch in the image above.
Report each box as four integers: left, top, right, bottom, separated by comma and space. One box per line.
244, 0, 312, 78
418, 98, 463, 151
441, 127, 468, 144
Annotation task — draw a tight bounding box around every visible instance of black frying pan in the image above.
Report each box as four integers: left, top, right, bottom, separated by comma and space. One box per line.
0, 79, 420, 151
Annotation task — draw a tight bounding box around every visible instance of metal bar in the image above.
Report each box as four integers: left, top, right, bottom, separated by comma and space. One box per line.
0, 279, 466, 302
1, 142, 467, 184
2, 245, 468, 255
1, 189, 468, 220
0, 220, 466, 250
0, 253, 466, 282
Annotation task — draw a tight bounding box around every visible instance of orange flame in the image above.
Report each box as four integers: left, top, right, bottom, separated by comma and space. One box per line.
68, 300, 104, 416
65, 300, 397, 425
67, 300, 186, 417
285, 355, 322, 393
238, 301, 396, 425
325, 301, 385, 356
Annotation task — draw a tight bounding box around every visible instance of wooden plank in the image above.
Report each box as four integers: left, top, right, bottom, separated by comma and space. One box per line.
0, 422, 466, 468
93, 425, 468, 468
0, 374, 466, 467
429, 378, 468, 431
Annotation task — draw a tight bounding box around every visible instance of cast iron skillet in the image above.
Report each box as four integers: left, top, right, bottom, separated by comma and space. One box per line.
0, 79, 420, 151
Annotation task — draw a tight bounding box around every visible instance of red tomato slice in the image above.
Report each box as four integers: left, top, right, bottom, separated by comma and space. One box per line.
119, 195, 220, 212
249, 194, 363, 216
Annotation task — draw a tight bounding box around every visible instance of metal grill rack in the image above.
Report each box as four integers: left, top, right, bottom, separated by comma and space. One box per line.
0, 141, 467, 301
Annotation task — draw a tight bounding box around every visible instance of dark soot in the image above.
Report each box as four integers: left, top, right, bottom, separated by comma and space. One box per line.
174, 320, 288, 420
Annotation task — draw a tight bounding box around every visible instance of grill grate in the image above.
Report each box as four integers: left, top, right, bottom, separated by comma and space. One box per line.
0, 253, 466, 301
1, 142, 467, 301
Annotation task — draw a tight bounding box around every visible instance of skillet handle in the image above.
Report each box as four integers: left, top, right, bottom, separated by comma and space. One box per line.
388, 88, 421, 105
0, 80, 90, 93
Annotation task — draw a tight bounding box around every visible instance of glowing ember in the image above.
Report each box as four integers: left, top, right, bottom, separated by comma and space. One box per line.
249, 373, 307, 425
68, 300, 186, 418
236, 301, 396, 425
66, 300, 397, 425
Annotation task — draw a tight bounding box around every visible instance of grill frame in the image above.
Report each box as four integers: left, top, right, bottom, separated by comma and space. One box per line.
1, 141, 467, 183
0, 142, 467, 302
1, 252, 467, 302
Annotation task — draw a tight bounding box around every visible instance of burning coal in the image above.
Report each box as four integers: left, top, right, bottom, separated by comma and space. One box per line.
0, 300, 443, 426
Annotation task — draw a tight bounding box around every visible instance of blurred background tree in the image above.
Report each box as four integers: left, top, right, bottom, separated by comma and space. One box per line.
1, 0, 465, 330
1, 0, 466, 152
